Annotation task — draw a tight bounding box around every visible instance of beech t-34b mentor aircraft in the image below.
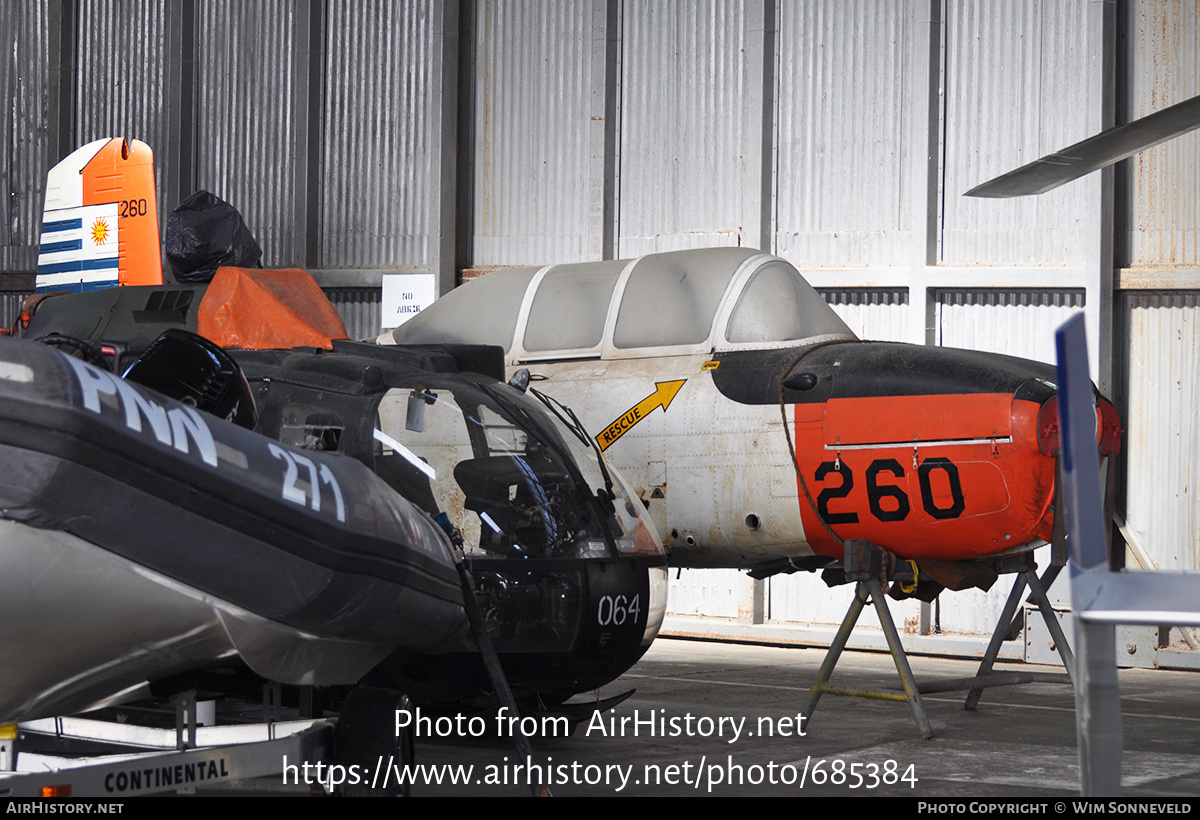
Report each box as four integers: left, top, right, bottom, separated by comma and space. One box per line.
388, 247, 1121, 595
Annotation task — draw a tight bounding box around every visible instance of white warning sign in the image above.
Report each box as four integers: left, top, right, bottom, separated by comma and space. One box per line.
382, 274, 436, 330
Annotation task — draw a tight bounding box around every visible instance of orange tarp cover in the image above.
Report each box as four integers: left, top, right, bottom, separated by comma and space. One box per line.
198, 267, 349, 350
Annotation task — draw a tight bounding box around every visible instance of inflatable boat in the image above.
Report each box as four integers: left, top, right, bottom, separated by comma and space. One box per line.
0, 335, 467, 722
2, 266, 667, 722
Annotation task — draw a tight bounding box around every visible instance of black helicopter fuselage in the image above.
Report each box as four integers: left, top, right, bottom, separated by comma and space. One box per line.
11, 281, 666, 716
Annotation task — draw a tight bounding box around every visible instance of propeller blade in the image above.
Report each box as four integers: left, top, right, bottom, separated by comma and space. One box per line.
965, 94, 1200, 198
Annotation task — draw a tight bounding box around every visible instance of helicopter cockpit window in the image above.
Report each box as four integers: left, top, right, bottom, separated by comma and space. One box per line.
612, 247, 753, 349
279, 404, 344, 452
522, 261, 624, 353
374, 381, 650, 561
725, 261, 855, 344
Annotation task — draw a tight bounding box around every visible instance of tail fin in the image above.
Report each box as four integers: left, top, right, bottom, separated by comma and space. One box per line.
37, 138, 163, 293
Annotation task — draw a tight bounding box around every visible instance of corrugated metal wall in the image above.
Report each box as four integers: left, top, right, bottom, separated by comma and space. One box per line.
776, 2, 912, 266
194, 1, 303, 267
618, 0, 759, 257
76, 1, 173, 161
937, 290, 1086, 365
325, 287, 384, 341
667, 568, 742, 620
321, 0, 437, 269
1117, 0, 1200, 624
1123, 0, 1200, 267
0, 0, 57, 273
820, 289, 910, 342
1123, 292, 1200, 572
470, 0, 601, 264
941, 0, 1092, 266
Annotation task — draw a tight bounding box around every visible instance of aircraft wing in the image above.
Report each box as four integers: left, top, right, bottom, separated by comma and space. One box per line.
965, 94, 1200, 198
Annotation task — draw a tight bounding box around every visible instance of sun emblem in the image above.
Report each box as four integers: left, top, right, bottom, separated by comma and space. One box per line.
90, 218, 110, 245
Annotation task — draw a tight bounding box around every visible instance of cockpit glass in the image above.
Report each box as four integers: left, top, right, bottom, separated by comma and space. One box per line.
612, 249, 749, 349
523, 261, 624, 352
725, 261, 855, 343
374, 379, 658, 562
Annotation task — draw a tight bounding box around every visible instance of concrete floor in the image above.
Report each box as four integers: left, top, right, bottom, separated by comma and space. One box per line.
414, 636, 1200, 797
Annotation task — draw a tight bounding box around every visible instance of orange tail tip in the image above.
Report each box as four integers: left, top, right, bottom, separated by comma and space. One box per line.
38, 138, 162, 293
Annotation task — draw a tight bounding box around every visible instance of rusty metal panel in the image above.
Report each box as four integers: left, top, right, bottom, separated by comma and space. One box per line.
617, 0, 758, 257
0, 0, 55, 271
324, 286, 382, 341
936, 289, 1085, 366
472, 0, 601, 265
775, 1, 912, 265
193, 1, 302, 267
1123, 291, 1200, 573
941, 0, 1091, 266
819, 289, 909, 342
1122, 0, 1200, 267
320, 0, 436, 269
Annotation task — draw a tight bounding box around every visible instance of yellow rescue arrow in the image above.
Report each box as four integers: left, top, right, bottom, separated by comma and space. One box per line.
595, 380, 687, 451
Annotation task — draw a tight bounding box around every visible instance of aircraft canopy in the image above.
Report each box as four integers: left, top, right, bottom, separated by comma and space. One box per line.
391, 248, 855, 361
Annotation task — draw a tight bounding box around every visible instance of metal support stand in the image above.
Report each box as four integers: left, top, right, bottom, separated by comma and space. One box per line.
171, 690, 199, 750
805, 541, 1080, 740
806, 579, 934, 739
1, 723, 16, 771
263, 681, 283, 723
963, 560, 1074, 711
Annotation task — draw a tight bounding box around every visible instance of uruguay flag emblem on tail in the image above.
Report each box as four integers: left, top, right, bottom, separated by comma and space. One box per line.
37, 138, 163, 294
